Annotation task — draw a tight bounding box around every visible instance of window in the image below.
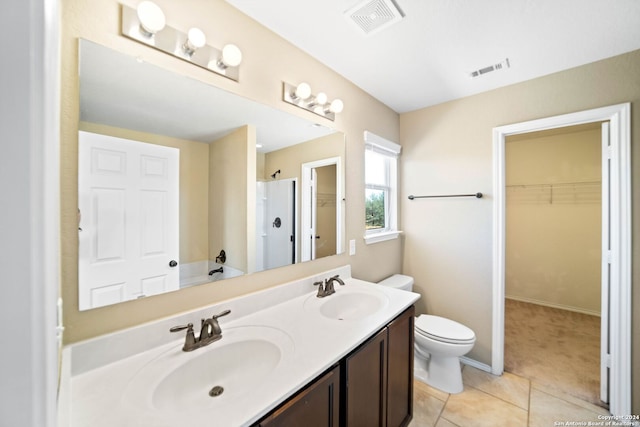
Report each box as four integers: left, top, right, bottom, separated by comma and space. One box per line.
364, 131, 402, 244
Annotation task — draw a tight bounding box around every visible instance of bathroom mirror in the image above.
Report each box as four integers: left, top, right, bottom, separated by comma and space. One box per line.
78, 39, 345, 311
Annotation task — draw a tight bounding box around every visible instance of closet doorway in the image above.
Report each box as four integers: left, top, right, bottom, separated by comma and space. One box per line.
503, 123, 603, 406
492, 103, 631, 417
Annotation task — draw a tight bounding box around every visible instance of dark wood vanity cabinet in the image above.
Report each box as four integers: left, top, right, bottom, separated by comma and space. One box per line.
385, 305, 414, 427
255, 306, 414, 427
257, 365, 341, 427
344, 305, 414, 427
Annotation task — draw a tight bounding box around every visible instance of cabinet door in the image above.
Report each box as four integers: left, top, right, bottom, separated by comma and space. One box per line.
258, 365, 340, 427
386, 306, 415, 427
344, 328, 388, 427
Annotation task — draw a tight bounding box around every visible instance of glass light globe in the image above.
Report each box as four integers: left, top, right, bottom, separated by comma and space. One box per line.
295, 82, 312, 100
329, 99, 344, 114
315, 92, 328, 105
186, 27, 206, 50
136, 1, 166, 35
221, 44, 242, 67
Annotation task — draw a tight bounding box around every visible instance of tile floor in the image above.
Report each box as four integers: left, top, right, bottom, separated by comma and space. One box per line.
409, 365, 612, 427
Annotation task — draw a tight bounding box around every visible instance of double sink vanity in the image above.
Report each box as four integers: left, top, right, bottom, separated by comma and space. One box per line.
60, 266, 419, 426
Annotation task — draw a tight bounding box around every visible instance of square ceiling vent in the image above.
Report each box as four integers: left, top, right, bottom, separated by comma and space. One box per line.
345, 0, 404, 36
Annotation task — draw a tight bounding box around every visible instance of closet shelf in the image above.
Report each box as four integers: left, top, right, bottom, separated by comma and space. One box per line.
506, 181, 601, 204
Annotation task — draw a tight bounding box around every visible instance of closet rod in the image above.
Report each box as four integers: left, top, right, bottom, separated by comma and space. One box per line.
408, 192, 483, 200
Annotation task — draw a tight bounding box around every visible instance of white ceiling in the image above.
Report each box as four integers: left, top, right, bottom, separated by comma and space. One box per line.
226, 0, 640, 113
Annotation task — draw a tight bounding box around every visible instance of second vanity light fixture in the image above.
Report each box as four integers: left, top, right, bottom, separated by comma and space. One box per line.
121, 1, 243, 81
283, 82, 344, 121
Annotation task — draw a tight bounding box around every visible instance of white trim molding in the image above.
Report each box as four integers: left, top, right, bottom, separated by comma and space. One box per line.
492, 103, 631, 416
364, 230, 403, 245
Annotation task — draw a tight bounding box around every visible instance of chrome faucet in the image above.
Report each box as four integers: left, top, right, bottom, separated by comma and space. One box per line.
314, 274, 345, 298
170, 309, 231, 352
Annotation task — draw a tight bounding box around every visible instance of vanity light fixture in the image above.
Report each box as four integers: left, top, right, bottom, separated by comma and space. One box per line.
283, 82, 344, 121
122, 2, 242, 81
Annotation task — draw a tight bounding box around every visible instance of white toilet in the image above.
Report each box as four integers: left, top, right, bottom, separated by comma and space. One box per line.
378, 274, 476, 394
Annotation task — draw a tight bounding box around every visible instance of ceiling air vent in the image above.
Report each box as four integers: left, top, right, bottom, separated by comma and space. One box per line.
469, 58, 511, 78
345, 0, 404, 36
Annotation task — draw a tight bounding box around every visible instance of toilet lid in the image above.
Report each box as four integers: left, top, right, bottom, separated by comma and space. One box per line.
415, 315, 475, 344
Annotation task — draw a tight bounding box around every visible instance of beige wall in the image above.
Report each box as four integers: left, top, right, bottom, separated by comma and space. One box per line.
208, 126, 254, 272
505, 126, 602, 314
61, 0, 400, 343
264, 132, 344, 260
262, 132, 344, 182
400, 49, 640, 411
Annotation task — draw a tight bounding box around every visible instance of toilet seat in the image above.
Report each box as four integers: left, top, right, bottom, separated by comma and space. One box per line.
415, 315, 475, 345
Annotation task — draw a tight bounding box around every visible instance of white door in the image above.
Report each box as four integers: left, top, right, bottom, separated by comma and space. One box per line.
600, 122, 610, 404
78, 131, 179, 310
264, 179, 295, 270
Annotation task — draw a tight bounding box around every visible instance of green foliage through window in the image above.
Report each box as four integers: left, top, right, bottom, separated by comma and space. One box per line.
365, 190, 385, 230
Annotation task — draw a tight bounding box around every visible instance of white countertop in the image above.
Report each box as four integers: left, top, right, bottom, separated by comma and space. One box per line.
64, 266, 419, 427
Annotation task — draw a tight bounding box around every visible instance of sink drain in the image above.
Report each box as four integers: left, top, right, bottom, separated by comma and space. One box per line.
209, 386, 224, 397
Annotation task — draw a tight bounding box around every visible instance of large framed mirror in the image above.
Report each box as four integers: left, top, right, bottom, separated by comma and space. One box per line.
78, 39, 345, 311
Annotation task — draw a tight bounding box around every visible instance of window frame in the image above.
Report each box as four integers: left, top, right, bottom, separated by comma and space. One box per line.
363, 131, 402, 244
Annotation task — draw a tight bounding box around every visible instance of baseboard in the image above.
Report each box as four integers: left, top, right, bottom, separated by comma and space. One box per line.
460, 356, 492, 374
505, 295, 601, 317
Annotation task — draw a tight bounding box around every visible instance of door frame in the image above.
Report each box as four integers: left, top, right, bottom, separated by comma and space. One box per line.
301, 156, 343, 262
491, 103, 631, 415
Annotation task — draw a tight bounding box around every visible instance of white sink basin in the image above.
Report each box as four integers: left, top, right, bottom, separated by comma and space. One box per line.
122, 326, 294, 413
305, 288, 389, 320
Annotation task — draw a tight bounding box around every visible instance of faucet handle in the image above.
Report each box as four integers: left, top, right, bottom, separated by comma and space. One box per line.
212, 309, 231, 319
170, 322, 194, 333
313, 281, 325, 298
204, 310, 230, 337
170, 323, 197, 351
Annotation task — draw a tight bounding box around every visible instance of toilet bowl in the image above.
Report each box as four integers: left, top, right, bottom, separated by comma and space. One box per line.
377, 274, 476, 394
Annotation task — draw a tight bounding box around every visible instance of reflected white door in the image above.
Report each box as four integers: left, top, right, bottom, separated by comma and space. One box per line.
263, 179, 295, 270
78, 131, 179, 310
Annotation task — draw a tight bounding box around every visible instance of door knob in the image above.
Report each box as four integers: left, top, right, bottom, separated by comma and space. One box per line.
169, 260, 178, 267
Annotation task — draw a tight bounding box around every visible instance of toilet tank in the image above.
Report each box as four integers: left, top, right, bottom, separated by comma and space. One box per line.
377, 274, 414, 292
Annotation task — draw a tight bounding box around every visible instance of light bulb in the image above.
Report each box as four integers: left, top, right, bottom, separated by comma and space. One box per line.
315, 92, 328, 105
328, 99, 344, 114
221, 44, 242, 67
136, 1, 166, 36
294, 82, 311, 100
186, 27, 206, 50
307, 91, 328, 110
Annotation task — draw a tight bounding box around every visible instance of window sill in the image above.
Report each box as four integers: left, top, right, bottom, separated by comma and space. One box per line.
364, 230, 403, 245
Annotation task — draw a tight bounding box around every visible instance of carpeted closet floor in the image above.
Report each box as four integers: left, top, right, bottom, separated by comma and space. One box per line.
504, 299, 604, 408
